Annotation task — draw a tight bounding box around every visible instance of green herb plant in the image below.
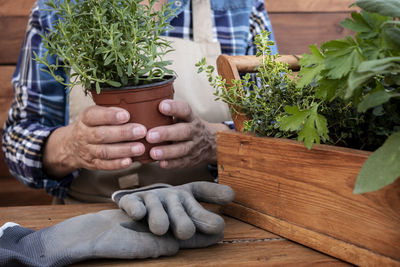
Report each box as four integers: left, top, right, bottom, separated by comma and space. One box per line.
35, 0, 175, 94
198, 0, 400, 194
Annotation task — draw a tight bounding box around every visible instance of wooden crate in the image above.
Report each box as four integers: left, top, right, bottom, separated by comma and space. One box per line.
216, 55, 400, 266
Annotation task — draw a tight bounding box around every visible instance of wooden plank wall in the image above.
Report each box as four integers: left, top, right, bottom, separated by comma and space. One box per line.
0, 0, 52, 205
0, 0, 356, 206
265, 0, 356, 54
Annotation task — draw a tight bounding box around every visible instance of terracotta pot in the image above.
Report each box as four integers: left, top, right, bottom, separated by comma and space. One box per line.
91, 76, 175, 163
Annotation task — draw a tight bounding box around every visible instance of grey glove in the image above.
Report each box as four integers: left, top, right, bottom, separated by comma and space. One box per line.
112, 181, 235, 240
0, 209, 222, 267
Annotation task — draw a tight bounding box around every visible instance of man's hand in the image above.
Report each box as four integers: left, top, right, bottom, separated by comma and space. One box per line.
146, 100, 230, 169
43, 106, 147, 178
112, 181, 235, 240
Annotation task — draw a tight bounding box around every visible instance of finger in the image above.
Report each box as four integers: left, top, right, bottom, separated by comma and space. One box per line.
88, 142, 145, 160
87, 157, 133, 170
179, 231, 224, 249
119, 194, 147, 220
142, 192, 169, 235
149, 141, 193, 161
189, 182, 235, 205
87, 124, 147, 144
146, 122, 192, 144
159, 100, 193, 122
158, 158, 191, 169
164, 192, 195, 240
100, 224, 179, 258
180, 191, 225, 235
81, 106, 130, 127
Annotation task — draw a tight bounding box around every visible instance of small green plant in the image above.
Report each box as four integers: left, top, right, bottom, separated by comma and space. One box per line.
198, 0, 400, 194
35, 0, 175, 94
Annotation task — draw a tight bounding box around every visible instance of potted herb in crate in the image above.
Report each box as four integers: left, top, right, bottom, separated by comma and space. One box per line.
34, 0, 176, 162
198, 0, 400, 265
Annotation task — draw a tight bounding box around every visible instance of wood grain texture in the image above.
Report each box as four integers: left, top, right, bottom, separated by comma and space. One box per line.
0, 17, 27, 64
270, 12, 355, 54
0, 66, 14, 179
0, 176, 52, 206
222, 202, 399, 267
0, 0, 357, 63
0, 0, 35, 16
265, 0, 356, 12
0, 203, 349, 266
216, 131, 400, 266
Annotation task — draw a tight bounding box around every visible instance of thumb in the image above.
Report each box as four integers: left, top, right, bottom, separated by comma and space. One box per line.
187, 182, 235, 205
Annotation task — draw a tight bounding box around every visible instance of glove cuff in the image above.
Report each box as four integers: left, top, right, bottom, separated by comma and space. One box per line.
112, 183, 172, 203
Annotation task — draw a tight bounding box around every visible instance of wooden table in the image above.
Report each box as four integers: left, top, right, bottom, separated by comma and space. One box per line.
0, 203, 349, 266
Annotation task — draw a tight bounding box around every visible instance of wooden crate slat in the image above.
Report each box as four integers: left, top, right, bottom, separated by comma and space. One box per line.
222, 202, 399, 267
217, 131, 400, 265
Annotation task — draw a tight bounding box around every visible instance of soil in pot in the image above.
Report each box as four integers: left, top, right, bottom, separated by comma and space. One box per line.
91, 76, 175, 163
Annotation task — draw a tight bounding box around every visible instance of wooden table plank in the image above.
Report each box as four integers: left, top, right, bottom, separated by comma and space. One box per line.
74, 240, 348, 267
0, 203, 349, 266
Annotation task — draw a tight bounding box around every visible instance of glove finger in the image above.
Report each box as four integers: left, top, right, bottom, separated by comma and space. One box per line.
164, 192, 195, 240
119, 194, 147, 220
181, 191, 225, 235
188, 182, 235, 205
179, 231, 224, 249
95, 223, 179, 259
142, 192, 169, 235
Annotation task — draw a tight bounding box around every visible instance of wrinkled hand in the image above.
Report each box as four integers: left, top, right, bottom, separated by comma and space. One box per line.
44, 105, 148, 176
146, 100, 229, 169
112, 181, 235, 240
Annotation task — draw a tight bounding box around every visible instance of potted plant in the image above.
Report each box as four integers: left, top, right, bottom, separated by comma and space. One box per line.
198, 0, 400, 265
34, 0, 176, 162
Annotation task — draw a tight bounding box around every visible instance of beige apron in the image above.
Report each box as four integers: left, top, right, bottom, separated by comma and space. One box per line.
63, 0, 230, 203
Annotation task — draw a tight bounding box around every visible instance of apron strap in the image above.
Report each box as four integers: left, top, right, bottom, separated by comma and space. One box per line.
192, 0, 214, 43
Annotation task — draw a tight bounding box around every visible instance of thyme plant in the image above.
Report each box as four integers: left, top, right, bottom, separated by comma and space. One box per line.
35, 0, 176, 93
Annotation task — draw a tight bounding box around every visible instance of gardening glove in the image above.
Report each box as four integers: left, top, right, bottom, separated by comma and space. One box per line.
0, 209, 222, 267
112, 181, 235, 240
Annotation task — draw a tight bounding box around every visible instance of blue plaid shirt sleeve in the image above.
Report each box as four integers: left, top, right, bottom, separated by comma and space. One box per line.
247, 0, 278, 56
1, 2, 76, 198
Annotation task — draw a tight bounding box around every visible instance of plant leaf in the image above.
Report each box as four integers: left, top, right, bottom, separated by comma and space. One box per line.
297, 45, 325, 88
105, 80, 121, 87
357, 90, 392, 112
347, 57, 400, 97
279, 106, 309, 131
297, 105, 328, 149
354, 131, 400, 194
355, 0, 400, 17
341, 12, 372, 33
322, 38, 363, 79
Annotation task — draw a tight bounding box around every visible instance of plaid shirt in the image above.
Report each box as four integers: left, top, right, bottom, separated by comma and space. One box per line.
2, 0, 276, 198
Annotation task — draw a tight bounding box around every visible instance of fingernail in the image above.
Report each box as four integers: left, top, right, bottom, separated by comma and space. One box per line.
148, 131, 160, 142
152, 149, 163, 159
121, 158, 131, 167
133, 126, 146, 137
116, 111, 129, 122
131, 145, 143, 155
161, 102, 171, 113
